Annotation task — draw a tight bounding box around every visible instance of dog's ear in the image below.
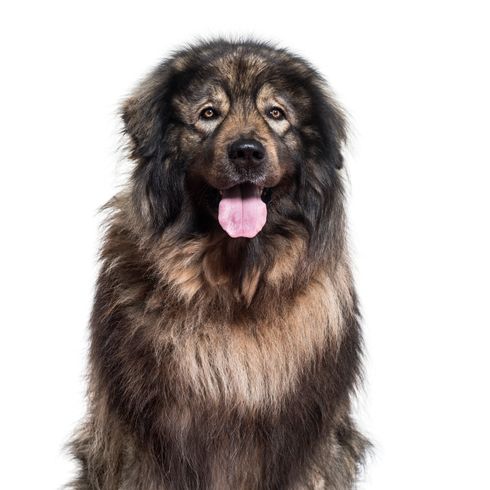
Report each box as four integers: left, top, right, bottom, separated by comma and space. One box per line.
295, 85, 347, 255
122, 78, 167, 160
122, 69, 185, 233
316, 88, 347, 171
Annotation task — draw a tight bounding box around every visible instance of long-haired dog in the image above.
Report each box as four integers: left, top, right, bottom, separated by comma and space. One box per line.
68, 39, 369, 489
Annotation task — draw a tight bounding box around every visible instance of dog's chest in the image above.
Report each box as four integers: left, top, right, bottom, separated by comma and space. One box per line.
166, 296, 336, 412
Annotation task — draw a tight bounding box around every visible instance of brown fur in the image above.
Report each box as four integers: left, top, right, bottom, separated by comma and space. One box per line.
67, 39, 369, 489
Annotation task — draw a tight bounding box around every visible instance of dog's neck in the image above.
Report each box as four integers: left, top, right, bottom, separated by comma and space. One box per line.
149, 228, 314, 307
107, 193, 342, 309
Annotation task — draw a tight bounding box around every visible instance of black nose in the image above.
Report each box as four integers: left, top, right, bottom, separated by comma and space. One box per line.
228, 138, 265, 164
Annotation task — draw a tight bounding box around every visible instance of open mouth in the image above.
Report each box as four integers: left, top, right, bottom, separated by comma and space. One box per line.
217, 183, 270, 238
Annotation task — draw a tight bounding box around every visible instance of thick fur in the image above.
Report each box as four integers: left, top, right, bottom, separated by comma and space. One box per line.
68, 39, 369, 489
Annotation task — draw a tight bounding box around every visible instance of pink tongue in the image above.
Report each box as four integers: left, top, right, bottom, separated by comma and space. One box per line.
218, 183, 267, 238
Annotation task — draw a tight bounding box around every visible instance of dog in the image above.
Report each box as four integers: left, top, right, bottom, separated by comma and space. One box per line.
68, 39, 369, 489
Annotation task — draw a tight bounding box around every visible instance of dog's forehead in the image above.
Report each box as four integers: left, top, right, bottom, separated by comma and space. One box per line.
175, 52, 268, 100
169, 46, 318, 118
214, 51, 268, 92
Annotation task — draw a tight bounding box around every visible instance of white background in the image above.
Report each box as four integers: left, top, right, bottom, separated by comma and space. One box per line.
1, 1, 489, 489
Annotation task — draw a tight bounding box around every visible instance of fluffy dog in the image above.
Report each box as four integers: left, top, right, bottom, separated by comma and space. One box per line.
68, 39, 369, 489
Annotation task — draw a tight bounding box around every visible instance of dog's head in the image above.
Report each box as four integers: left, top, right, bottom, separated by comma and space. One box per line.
123, 40, 346, 249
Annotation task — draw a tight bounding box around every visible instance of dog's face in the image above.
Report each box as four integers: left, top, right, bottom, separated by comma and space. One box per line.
123, 41, 346, 246
176, 80, 292, 191
174, 61, 302, 238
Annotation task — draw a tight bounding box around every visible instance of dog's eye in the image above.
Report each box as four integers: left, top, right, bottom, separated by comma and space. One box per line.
200, 107, 220, 120
267, 107, 286, 121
